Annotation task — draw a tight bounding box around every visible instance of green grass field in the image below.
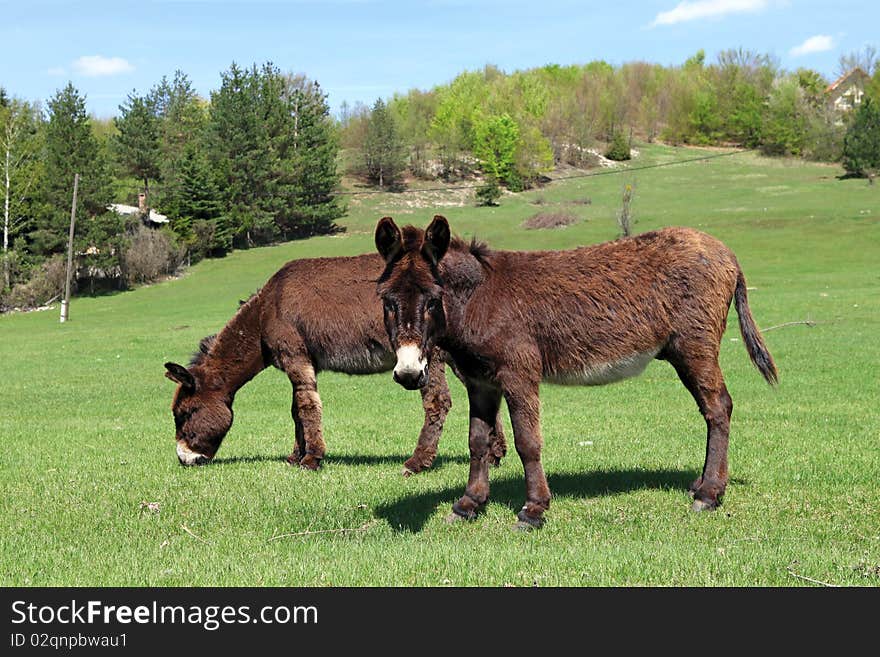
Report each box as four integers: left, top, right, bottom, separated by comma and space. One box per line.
2, 145, 878, 586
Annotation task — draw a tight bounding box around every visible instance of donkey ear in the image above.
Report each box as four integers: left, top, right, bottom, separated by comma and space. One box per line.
422, 215, 451, 266
165, 362, 195, 390
375, 216, 403, 263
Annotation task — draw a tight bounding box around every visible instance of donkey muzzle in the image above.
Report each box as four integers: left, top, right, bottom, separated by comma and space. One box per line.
177, 440, 211, 466
393, 344, 429, 390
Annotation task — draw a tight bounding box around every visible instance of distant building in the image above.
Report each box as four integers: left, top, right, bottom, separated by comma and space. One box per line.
826, 68, 871, 112
108, 192, 169, 226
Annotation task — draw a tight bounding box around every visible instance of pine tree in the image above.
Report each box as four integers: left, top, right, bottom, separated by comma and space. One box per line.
113, 91, 161, 205
208, 63, 276, 247
363, 99, 406, 189
280, 77, 344, 237
149, 71, 208, 220
842, 97, 880, 179
31, 83, 114, 257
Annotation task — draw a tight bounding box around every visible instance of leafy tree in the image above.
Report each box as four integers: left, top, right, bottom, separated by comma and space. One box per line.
760, 77, 808, 156
113, 92, 161, 204
842, 97, 880, 178
363, 98, 406, 189
472, 113, 519, 186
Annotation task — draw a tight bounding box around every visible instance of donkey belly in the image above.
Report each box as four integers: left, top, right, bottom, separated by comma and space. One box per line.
545, 347, 660, 386
317, 341, 396, 375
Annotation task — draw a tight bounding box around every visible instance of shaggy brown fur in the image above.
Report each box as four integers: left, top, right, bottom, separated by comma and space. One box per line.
164, 253, 507, 473
375, 215, 777, 528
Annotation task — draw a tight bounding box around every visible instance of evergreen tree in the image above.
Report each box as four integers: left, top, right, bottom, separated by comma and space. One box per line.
843, 97, 880, 178
363, 99, 406, 189
278, 76, 344, 237
31, 83, 115, 257
113, 91, 161, 204
149, 71, 208, 220
207, 63, 276, 246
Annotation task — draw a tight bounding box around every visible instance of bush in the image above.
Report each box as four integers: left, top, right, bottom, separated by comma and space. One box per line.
843, 97, 880, 177
120, 225, 185, 286
475, 177, 502, 206
605, 132, 631, 161
1, 255, 67, 310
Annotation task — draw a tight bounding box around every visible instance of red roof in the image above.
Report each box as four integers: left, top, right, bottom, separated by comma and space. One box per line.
826, 67, 870, 94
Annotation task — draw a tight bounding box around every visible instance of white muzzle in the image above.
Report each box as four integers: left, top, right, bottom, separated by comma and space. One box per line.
177, 440, 210, 466
393, 344, 427, 380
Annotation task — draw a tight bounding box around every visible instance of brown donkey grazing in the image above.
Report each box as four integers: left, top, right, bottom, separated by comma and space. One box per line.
375, 215, 778, 529
164, 253, 507, 473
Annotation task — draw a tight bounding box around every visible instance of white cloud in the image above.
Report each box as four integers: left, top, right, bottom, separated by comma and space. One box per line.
651, 0, 769, 27
71, 55, 135, 77
789, 35, 834, 57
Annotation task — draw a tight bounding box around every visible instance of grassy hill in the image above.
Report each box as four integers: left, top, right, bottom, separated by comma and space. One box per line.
2, 144, 878, 586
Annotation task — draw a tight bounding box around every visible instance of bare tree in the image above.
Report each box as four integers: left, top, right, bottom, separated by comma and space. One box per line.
838, 45, 878, 77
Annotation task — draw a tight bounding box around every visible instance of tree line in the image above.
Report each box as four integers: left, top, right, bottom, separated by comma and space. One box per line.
343, 48, 880, 192
1, 63, 344, 310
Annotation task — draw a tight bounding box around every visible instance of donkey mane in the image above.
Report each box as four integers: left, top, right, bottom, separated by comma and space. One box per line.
189, 334, 217, 367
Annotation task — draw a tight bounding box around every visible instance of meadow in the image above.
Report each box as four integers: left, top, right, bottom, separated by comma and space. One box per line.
1, 144, 878, 586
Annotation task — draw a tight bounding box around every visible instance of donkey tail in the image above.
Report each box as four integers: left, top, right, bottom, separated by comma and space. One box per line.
734, 270, 778, 385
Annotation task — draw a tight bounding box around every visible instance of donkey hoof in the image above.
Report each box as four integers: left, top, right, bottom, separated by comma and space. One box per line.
401, 466, 416, 478
445, 512, 470, 524
516, 508, 545, 530
286, 454, 301, 466
298, 456, 322, 471
691, 498, 718, 512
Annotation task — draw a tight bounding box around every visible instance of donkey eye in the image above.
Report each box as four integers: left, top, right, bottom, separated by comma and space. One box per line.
383, 299, 395, 314
426, 298, 441, 312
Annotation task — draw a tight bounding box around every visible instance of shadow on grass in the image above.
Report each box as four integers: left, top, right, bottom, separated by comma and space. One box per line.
375, 468, 697, 533
209, 453, 469, 468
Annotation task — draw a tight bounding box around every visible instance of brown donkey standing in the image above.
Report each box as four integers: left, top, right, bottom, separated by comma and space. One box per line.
164, 253, 507, 473
375, 215, 777, 529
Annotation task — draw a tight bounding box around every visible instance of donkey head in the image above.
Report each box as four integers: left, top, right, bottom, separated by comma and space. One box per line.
375, 215, 450, 390
164, 362, 233, 465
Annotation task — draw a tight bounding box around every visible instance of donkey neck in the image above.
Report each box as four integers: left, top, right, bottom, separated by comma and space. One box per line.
196, 296, 267, 397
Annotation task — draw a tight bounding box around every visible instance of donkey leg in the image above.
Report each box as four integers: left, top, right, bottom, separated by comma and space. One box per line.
287, 398, 306, 465
283, 358, 326, 471
448, 383, 502, 521
669, 351, 733, 512
504, 380, 551, 529
448, 351, 506, 468
490, 412, 508, 467
404, 354, 452, 476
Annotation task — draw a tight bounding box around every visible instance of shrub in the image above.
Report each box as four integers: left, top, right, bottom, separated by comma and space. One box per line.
476, 177, 502, 206
522, 212, 579, 230
617, 182, 636, 237
1, 255, 67, 310
605, 131, 631, 161
121, 225, 185, 286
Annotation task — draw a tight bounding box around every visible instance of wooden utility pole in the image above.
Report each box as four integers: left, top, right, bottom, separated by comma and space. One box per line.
60, 173, 79, 323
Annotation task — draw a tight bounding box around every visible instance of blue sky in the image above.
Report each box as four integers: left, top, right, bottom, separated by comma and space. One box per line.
0, 0, 877, 118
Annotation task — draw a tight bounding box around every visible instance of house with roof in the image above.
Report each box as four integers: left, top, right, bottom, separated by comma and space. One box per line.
826, 68, 871, 112
108, 193, 169, 227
